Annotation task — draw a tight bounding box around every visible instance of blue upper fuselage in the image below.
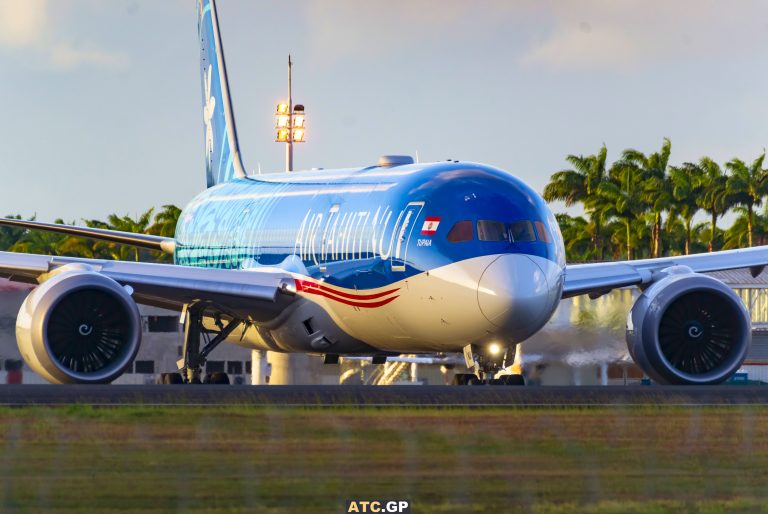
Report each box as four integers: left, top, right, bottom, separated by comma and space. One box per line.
174, 161, 566, 289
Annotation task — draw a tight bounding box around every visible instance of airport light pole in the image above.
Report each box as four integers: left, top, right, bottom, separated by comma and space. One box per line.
256, 54, 310, 386
275, 54, 305, 173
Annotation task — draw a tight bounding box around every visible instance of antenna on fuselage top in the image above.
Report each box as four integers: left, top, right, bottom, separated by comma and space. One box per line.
415, 150, 420, 163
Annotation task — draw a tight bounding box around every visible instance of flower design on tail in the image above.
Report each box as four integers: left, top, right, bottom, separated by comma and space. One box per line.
203, 64, 216, 173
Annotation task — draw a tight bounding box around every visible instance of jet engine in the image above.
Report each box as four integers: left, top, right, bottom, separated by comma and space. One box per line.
16, 268, 141, 384
626, 266, 750, 385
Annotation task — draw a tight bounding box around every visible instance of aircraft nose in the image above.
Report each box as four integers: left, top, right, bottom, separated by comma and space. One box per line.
477, 254, 551, 339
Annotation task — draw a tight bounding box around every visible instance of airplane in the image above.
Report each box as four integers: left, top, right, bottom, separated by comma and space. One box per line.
0, 0, 760, 386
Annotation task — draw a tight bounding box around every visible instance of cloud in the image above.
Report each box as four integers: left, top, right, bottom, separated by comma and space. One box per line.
302, 0, 520, 63
49, 42, 129, 71
522, 25, 636, 72
0, 0, 47, 47
0, 0, 128, 71
521, 0, 768, 72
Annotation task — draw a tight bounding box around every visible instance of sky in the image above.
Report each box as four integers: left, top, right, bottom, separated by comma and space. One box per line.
0, 0, 767, 223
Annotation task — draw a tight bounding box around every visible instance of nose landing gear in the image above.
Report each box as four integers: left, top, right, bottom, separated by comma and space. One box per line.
457, 343, 525, 386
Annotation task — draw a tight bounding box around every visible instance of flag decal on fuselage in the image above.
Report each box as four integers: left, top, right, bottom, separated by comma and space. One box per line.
421, 217, 440, 236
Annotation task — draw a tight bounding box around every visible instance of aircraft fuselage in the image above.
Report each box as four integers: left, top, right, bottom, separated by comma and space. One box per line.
175, 161, 566, 354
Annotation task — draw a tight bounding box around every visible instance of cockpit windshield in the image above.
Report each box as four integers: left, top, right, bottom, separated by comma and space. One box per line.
477, 220, 537, 243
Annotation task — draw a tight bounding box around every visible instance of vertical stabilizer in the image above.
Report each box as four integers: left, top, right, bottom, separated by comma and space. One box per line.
198, 0, 247, 187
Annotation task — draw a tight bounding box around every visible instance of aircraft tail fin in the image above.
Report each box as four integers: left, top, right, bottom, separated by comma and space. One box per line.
198, 0, 246, 187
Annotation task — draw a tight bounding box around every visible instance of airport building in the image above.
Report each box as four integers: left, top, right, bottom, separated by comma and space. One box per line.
1, 268, 767, 385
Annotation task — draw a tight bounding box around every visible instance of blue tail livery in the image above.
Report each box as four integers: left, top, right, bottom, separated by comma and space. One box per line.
198, 0, 246, 187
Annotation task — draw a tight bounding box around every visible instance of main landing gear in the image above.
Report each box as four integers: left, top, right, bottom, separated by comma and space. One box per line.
165, 302, 244, 385
453, 343, 525, 386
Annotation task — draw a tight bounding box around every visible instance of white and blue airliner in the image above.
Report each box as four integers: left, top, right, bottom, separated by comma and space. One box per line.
0, 0, 763, 385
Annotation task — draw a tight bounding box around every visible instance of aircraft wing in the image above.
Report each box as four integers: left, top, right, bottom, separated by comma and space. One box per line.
0, 251, 296, 320
562, 245, 768, 299
0, 217, 176, 254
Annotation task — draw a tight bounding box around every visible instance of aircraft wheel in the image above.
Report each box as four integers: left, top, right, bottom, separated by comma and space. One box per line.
501, 374, 525, 386
206, 372, 231, 385
157, 372, 184, 385
452, 373, 476, 386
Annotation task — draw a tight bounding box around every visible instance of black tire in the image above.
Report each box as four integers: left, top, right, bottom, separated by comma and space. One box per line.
157, 372, 183, 385
451, 373, 476, 386
207, 372, 230, 385
501, 374, 525, 386
468, 377, 484, 386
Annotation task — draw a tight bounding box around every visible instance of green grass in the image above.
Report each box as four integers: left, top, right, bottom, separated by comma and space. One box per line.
0, 405, 766, 513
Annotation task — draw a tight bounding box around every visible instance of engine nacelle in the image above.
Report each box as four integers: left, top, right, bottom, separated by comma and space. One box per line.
16, 268, 141, 384
626, 267, 750, 385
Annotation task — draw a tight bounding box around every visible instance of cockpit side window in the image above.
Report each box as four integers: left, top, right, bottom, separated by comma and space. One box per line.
534, 221, 551, 243
447, 220, 474, 243
510, 221, 536, 242
477, 220, 509, 242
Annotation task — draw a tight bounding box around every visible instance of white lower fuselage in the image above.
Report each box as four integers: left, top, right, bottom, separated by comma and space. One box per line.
228, 254, 564, 355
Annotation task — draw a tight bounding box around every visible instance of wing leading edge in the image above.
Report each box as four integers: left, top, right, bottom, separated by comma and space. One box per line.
0, 217, 175, 254
563, 245, 768, 299
0, 251, 296, 320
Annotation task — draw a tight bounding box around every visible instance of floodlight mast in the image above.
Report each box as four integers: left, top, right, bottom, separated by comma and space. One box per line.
275, 54, 305, 173
286, 54, 292, 172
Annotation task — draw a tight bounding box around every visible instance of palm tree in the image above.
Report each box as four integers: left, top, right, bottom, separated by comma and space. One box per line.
57, 236, 96, 258
622, 138, 672, 258
668, 162, 703, 255
688, 222, 710, 254
0, 214, 25, 251
149, 204, 181, 238
555, 213, 592, 261
595, 159, 646, 260
10, 218, 67, 255
663, 214, 686, 256
85, 208, 155, 262
725, 152, 768, 247
697, 157, 729, 252
543, 145, 609, 259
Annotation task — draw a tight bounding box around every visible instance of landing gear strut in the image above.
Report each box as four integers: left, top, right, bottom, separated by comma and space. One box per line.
177, 303, 243, 384
460, 343, 525, 385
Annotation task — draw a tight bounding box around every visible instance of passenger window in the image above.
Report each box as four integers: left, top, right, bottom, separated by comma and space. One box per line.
510, 221, 536, 242
478, 220, 509, 242
534, 221, 551, 243
447, 220, 474, 243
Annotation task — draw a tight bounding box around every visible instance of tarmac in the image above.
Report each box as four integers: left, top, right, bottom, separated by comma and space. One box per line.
0, 385, 767, 406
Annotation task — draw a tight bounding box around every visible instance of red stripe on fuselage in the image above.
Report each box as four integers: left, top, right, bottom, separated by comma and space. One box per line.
295, 279, 398, 300
294, 279, 400, 308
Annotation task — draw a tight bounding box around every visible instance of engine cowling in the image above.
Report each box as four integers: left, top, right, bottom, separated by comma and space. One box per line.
626, 266, 750, 385
16, 267, 141, 384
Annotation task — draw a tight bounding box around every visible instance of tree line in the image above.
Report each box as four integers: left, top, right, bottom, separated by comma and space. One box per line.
544, 138, 768, 261
0, 205, 181, 263
2, 143, 765, 266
